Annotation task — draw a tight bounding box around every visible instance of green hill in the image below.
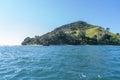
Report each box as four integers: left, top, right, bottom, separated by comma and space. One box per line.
22, 21, 120, 45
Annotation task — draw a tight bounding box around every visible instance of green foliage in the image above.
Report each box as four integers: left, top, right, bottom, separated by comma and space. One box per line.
22, 37, 32, 45
22, 21, 120, 45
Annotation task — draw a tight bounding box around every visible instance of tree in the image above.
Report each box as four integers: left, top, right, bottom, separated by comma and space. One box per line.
116, 33, 120, 36
22, 37, 31, 45
78, 28, 86, 40
97, 27, 102, 40
34, 36, 40, 44
105, 27, 110, 35
116, 33, 120, 40
106, 28, 110, 32
93, 35, 98, 44
93, 35, 97, 40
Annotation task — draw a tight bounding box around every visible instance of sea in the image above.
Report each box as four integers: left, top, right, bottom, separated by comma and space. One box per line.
0, 46, 120, 80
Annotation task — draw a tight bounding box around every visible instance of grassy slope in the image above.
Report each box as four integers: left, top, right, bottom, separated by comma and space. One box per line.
73, 27, 120, 40
73, 27, 101, 38
86, 27, 100, 38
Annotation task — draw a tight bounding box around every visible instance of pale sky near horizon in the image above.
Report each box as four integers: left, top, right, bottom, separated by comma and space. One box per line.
0, 0, 120, 45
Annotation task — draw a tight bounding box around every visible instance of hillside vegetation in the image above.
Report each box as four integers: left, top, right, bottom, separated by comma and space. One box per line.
22, 21, 120, 45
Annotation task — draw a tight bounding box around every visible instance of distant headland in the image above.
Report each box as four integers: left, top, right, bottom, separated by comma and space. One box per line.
22, 21, 120, 45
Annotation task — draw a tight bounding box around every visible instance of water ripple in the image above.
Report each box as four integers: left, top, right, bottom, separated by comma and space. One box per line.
0, 46, 120, 80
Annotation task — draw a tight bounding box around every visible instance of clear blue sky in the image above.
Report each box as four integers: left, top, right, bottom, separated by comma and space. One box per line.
0, 0, 120, 45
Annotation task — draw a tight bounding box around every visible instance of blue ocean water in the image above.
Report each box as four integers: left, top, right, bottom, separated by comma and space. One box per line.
0, 46, 120, 80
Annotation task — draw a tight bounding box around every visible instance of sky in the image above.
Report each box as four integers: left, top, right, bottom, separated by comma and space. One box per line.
0, 0, 120, 45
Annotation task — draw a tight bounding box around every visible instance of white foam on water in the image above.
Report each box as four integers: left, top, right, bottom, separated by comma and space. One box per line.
15, 68, 22, 73
79, 74, 82, 79
81, 73, 86, 78
97, 75, 102, 78
79, 73, 87, 79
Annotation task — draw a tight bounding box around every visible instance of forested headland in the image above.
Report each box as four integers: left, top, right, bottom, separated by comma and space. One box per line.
22, 21, 120, 45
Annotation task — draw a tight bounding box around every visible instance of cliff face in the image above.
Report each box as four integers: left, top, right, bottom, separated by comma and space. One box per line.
22, 21, 120, 45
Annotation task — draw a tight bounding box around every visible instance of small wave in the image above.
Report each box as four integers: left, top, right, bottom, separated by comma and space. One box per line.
15, 68, 22, 73
0, 52, 2, 60
81, 73, 86, 78
98, 75, 102, 78
79, 73, 87, 79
